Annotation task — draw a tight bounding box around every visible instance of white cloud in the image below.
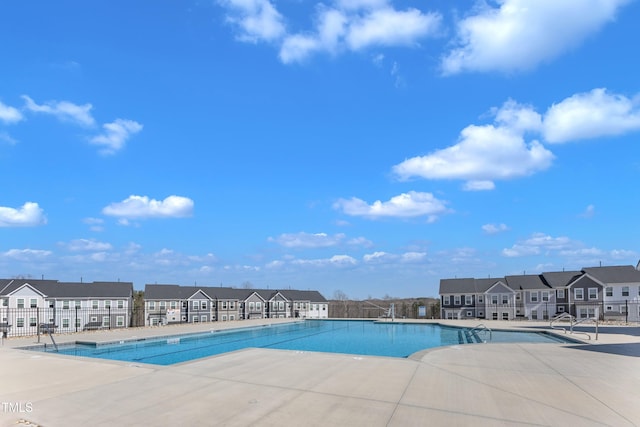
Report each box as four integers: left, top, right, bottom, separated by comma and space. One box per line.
219, 0, 286, 43
65, 239, 113, 252
393, 101, 553, 190
0, 248, 52, 261
334, 191, 449, 221
21, 95, 95, 127
83, 217, 105, 232
502, 233, 573, 257
579, 204, 595, 218
291, 254, 358, 267
102, 195, 194, 219
0, 101, 23, 124
0, 132, 18, 145
543, 88, 640, 143
223, 0, 442, 64
269, 232, 346, 248
363, 251, 427, 264
482, 223, 509, 234
345, 7, 441, 50
90, 119, 143, 155
0, 202, 47, 227
442, 0, 629, 74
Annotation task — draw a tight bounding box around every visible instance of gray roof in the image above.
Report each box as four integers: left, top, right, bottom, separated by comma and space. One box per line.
505, 275, 550, 290
0, 279, 133, 298
475, 278, 505, 293
144, 284, 327, 302
582, 266, 640, 284
439, 278, 475, 294
540, 271, 582, 288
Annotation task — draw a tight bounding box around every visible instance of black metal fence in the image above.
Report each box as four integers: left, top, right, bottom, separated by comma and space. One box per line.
442, 300, 640, 323
0, 307, 144, 338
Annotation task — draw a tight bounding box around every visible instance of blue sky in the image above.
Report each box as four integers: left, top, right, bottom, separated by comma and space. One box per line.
1, 0, 639, 299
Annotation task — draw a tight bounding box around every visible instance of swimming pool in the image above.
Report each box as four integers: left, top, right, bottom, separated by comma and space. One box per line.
32, 320, 572, 365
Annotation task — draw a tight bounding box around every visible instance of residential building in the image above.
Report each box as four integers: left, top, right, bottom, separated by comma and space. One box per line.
0, 279, 134, 337
440, 263, 639, 321
144, 284, 328, 326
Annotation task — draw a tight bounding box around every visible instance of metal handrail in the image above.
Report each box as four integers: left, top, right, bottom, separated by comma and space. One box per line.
549, 313, 598, 340
469, 323, 492, 342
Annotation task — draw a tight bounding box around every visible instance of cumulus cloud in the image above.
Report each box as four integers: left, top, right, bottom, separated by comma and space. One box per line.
219, 0, 440, 64
291, 254, 358, 267
442, 0, 629, 74
334, 191, 449, 221
502, 233, 574, 257
0, 248, 52, 261
65, 238, 113, 252
90, 119, 143, 155
363, 251, 427, 264
102, 195, 194, 219
0, 132, 18, 145
579, 204, 595, 218
269, 232, 346, 248
482, 223, 509, 234
219, 0, 286, 43
0, 101, 23, 124
393, 101, 553, 190
21, 95, 95, 127
543, 88, 640, 143
0, 202, 47, 227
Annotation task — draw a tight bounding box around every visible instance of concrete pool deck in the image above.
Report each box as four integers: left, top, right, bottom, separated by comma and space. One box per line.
1, 319, 639, 426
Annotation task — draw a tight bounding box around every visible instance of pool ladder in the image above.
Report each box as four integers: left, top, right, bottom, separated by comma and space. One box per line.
550, 313, 598, 340
468, 324, 492, 343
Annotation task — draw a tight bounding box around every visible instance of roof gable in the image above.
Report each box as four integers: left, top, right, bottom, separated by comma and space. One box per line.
485, 281, 514, 294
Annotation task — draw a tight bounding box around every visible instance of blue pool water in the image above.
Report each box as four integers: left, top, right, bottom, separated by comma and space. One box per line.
34, 320, 571, 365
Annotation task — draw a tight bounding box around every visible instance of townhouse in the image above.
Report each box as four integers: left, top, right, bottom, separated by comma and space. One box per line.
0, 278, 134, 337
440, 263, 640, 322
144, 284, 328, 326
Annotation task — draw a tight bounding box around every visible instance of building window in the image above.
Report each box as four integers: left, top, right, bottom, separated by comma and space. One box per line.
170, 301, 177, 309
29, 317, 37, 327
1, 298, 7, 307
557, 289, 565, 299
149, 301, 156, 310
30, 299, 37, 308
574, 289, 584, 300
588, 288, 598, 300
531, 310, 538, 320
502, 312, 509, 320
557, 306, 564, 313
105, 300, 111, 309
117, 300, 124, 309
465, 295, 472, 305
443, 295, 450, 305
478, 296, 483, 303
102, 316, 110, 327
502, 295, 509, 305
454, 296, 461, 305
63, 318, 70, 328
278, 301, 284, 310
192, 301, 199, 310
75, 300, 81, 308
222, 301, 227, 309
17, 318, 24, 328
222, 315, 227, 321
257, 301, 262, 310
530, 292, 539, 303
542, 292, 549, 302
606, 305, 613, 312
466, 311, 473, 317
230, 315, 235, 321
201, 301, 207, 310
62, 300, 69, 309
491, 295, 498, 305
159, 301, 166, 309
116, 316, 124, 327
605, 287, 613, 297
192, 316, 199, 323
92, 300, 99, 309
17, 299, 25, 309
478, 311, 484, 317
620, 305, 628, 314
229, 302, 235, 309
622, 287, 629, 297
201, 315, 207, 322
249, 301, 255, 311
